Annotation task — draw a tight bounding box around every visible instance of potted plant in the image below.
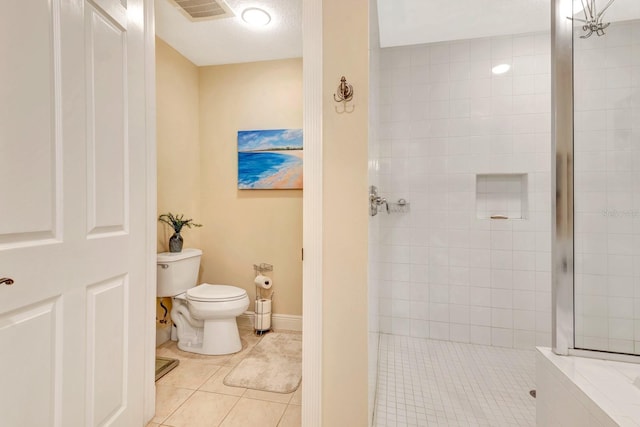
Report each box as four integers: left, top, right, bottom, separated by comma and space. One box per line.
158, 212, 202, 253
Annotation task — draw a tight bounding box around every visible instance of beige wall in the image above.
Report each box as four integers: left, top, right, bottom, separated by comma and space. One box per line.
322, 0, 370, 425
199, 59, 303, 316
156, 42, 302, 317
156, 38, 202, 252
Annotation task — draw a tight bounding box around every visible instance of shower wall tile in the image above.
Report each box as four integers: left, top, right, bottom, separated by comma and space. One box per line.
376, 31, 552, 350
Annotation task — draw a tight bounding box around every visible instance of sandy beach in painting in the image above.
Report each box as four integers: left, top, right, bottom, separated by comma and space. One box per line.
254, 149, 303, 189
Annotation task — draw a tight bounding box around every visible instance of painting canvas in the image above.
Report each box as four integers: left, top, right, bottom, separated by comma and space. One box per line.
238, 129, 303, 189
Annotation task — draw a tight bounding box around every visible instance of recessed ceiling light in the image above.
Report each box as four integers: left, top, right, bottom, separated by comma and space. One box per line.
492, 64, 511, 75
241, 7, 271, 26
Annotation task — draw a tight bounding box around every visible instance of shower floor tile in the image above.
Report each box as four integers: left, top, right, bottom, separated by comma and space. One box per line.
374, 334, 536, 427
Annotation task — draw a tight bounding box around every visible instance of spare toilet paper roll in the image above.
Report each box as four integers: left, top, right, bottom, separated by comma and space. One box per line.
255, 298, 272, 314
254, 298, 271, 331
254, 274, 273, 289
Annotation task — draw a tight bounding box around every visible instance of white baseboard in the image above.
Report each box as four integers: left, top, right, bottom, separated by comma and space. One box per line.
237, 312, 303, 332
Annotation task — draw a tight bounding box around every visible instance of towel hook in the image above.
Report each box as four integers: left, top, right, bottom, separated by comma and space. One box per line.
334, 76, 354, 113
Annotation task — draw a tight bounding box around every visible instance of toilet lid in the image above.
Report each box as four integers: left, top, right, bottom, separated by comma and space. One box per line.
186, 284, 247, 302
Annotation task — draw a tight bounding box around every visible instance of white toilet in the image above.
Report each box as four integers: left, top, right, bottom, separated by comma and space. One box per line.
157, 248, 249, 355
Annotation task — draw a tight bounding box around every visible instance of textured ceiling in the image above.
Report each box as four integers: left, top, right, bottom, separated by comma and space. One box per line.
155, 0, 302, 66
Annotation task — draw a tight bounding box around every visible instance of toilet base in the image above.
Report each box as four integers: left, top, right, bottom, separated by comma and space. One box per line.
176, 317, 243, 356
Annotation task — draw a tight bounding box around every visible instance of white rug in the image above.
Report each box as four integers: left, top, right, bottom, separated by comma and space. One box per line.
223, 332, 302, 394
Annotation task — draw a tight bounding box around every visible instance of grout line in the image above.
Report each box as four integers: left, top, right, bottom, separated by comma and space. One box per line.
374, 334, 536, 426
154, 386, 196, 426
215, 393, 244, 427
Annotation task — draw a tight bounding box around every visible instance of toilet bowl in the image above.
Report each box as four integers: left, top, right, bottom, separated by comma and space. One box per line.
157, 249, 249, 355
171, 284, 249, 355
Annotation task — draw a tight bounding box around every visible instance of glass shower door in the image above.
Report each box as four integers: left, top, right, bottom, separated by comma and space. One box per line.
573, 0, 640, 354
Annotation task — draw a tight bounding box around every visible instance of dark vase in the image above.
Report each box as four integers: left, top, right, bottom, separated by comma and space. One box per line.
169, 232, 183, 253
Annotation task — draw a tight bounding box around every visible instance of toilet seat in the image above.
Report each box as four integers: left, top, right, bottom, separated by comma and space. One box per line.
186, 283, 248, 302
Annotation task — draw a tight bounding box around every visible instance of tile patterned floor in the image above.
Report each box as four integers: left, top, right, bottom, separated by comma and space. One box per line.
147, 328, 301, 427
374, 334, 536, 427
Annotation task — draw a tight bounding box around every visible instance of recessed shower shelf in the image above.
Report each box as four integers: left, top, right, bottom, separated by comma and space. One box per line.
476, 173, 528, 220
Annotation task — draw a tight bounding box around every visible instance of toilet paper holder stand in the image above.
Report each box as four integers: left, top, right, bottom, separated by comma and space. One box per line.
253, 263, 274, 335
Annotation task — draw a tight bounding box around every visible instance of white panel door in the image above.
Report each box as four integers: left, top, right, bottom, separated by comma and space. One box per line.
0, 0, 149, 425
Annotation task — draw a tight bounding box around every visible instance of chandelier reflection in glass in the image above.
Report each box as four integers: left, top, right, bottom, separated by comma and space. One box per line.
572, 0, 616, 38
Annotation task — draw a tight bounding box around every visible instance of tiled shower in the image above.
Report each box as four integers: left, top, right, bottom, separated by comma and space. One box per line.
368, 5, 640, 424
374, 31, 553, 350
367, 29, 552, 425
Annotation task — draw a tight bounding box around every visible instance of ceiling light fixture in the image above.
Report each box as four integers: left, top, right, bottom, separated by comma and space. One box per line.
241, 7, 271, 26
492, 64, 511, 75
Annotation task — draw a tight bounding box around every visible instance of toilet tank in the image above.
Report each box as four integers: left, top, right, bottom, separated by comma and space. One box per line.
157, 248, 202, 297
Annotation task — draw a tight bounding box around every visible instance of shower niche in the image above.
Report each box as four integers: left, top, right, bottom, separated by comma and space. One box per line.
475, 173, 529, 220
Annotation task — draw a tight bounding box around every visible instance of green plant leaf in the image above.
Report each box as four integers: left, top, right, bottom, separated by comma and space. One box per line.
158, 212, 202, 233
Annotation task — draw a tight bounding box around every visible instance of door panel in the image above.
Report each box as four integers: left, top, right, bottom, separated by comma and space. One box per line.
86, 276, 128, 426
0, 0, 61, 246
0, 298, 62, 426
86, 3, 128, 237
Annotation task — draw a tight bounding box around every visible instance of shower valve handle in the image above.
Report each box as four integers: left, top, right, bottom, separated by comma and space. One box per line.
369, 185, 388, 216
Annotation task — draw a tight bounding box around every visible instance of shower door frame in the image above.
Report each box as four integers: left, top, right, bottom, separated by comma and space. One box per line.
551, 0, 574, 356
552, 0, 640, 362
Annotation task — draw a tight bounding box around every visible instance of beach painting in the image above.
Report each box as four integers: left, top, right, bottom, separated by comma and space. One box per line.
237, 129, 303, 190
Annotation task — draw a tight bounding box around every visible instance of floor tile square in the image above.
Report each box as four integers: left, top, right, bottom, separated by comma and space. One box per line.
163, 391, 239, 427
152, 385, 194, 423
199, 365, 246, 396
157, 359, 221, 390
277, 405, 301, 427
219, 397, 286, 427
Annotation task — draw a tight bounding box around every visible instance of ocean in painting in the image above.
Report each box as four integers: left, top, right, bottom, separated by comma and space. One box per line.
238, 129, 303, 189
238, 152, 302, 189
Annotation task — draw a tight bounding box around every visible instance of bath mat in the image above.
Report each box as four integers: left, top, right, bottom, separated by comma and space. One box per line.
223, 332, 302, 394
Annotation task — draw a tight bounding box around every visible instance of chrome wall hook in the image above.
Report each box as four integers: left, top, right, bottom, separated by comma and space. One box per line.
334, 76, 354, 113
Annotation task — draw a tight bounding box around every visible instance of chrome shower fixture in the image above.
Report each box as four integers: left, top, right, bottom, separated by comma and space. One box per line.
369, 185, 387, 217
572, 0, 616, 38
369, 186, 410, 216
